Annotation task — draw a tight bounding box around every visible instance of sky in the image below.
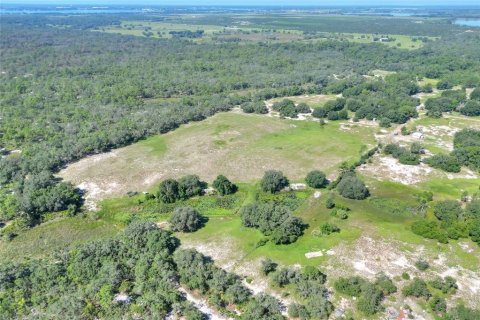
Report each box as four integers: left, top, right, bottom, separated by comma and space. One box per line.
3, 0, 480, 6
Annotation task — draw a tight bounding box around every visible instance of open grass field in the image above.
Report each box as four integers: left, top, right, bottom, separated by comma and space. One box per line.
98, 20, 304, 43
330, 32, 437, 49
95, 18, 438, 49
0, 215, 118, 262
59, 111, 377, 204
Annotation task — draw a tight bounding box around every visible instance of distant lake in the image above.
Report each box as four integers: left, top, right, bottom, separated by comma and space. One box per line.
454, 19, 480, 27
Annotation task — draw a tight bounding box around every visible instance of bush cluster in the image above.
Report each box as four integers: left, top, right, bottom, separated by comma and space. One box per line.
240, 202, 306, 244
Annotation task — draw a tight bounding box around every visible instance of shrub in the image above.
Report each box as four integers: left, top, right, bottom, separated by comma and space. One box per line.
384, 143, 420, 165
410, 142, 424, 154
433, 200, 463, 224
402, 278, 431, 299
305, 296, 334, 319
240, 202, 306, 244
324, 98, 346, 112
429, 296, 447, 314
157, 179, 181, 203
178, 175, 205, 199
261, 259, 277, 275
337, 210, 348, 220
224, 283, 251, 305
327, 111, 340, 121
296, 102, 311, 113
271, 217, 306, 244
336, 172, 369, 200
334, 276, 366, 296
305, 170, 327, 188
374, 273, 397, 295
430, 276, 457, 294
424, 154, 461, 173
357, 283, 384, 315
272, 267, 298, 287
320, 223, 340, 235
242, 294, 283, 319
346, 99, 363, 112
241, 101, 268, 114
411, 220, 448, 243
444, 305, 480, 320
288, 303, 309, 319
471, 87, 480, 100
272, 99, 297, 118
212, 175, 237, 196
460, 100, 480, 116
398, 152, 420, 165
260, 170, 289, 193
414, 259, 430, 271
169, 206, 203, 232
437, 80, 453, 90
312, 107, 327, 118
325, 197, 335, 209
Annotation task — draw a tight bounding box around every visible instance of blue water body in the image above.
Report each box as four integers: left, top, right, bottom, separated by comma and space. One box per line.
0, 7, 158, 14
454, 19, 480, 27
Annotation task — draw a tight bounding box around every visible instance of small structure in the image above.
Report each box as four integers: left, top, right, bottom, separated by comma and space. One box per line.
386, 307, 399, 320
411, 132, 425, 139
114, 293, 131, 305
203, 187, 216, 195
305, 251, 323, 259
289, 183, 307, 191
333, 308, 345, 318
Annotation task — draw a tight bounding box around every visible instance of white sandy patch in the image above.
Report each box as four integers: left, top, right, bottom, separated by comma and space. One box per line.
359, 155, 433, 185
328, 236, 480, 307
353, 260, 375, 275
77, 181, 119, 211
305, 251, 323, 258
179, 287, 232, 320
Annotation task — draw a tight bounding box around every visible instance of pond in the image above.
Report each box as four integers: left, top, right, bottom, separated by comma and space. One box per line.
454, 19, 480, 27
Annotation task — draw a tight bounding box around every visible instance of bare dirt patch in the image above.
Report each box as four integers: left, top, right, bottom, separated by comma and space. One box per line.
327, 236, 480, 309
265, 94, 336, 108
358, 154, 477, 185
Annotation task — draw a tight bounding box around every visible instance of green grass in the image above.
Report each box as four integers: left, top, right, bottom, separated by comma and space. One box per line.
0, 216, 118, 262
97, 20, 304, 43
60, 112, 377, 200
337, 33, 437, 50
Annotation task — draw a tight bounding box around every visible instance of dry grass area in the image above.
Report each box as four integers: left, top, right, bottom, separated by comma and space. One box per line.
59, 112, 376, 205
265, 94, 337, 108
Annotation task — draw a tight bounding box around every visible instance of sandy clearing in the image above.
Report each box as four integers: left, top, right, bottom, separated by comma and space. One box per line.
59, 112, 375, 207
358, 154, 478, 185
327, 236, 480, 308
358, 155, 433, 185
179, 287, 233, 320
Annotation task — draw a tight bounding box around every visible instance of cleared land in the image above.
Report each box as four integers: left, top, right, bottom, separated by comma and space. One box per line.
266, 94, 337, 108
59, 111, 376, 204
98, 20, 304, 43
96, 19, 436, 49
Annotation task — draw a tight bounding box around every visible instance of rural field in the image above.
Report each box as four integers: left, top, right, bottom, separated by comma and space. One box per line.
59, 111, 377, 205
1, 5, 480, 320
